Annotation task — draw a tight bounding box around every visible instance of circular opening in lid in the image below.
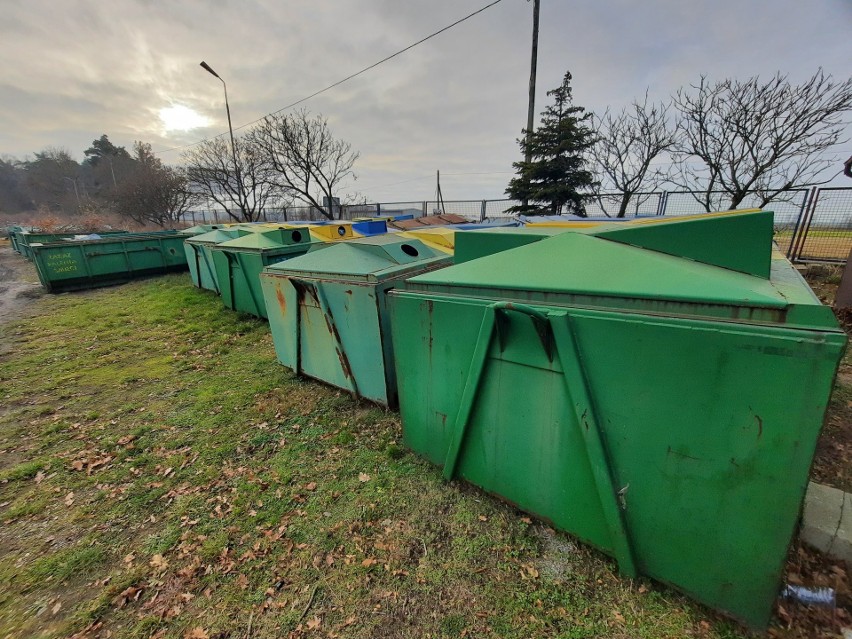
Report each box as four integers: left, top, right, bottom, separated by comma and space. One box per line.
291, 230, 303, 242
400, 243, 419, 257
337, 226, 346, 236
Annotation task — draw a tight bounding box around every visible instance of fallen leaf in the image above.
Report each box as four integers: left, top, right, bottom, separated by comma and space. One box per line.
305, 482, 317, 491
51, 601, 62, 614
64, 491, 75, 506
34, 471, 46, 484
361, 558, 377, 567
306, 616, 322, 630
150, 554, 168, 570
184, 628, 209, 639
520, 517, 532, 524
478, 515, 488, 522
342, 615, 356, 627
358, 473, 371, 483
123, 553, 135, 564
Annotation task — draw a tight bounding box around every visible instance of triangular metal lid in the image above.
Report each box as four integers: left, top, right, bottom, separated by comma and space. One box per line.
406, 230, 838, 328
588, 209, 772, 278
264, 235, 450, 281
187, 228, 252, 245
214, 227, 313, 250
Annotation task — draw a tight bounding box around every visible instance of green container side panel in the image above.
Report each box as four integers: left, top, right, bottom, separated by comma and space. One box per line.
388, 291, 846, 628
31, 234, 188, 293
213, 248, 312, 318
589, 210, 774, 278
184, 228, 253, 291
210, 227, 317, 317
260, 236, 453, 405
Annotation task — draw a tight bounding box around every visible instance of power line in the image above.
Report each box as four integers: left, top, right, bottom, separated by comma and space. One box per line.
156, 0, 506, 156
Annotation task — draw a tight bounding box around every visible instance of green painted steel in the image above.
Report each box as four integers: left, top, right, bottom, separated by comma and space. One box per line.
9, 226, 28, 253
387, 213, 846, 628
179, 224, 223, 236
210, 227, 318, 318
454, 227, 569, 264
184, 228, 253, 292
29, 232, 187, 293
17, 230, 130, 261
588, 210, 773, 277
259, 235, 453, 406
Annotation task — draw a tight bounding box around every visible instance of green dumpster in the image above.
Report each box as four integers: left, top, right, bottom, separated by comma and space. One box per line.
387, 210, 846, 627
17, 230, 130, 261
259, 234, 453, 406
30, 231, 187, 293
211, 226, 317, 318
8, 226, 28, 253
184, 228, 253, 293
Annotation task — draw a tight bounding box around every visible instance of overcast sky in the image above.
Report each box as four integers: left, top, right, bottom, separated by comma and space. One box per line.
1, 0, 850, 202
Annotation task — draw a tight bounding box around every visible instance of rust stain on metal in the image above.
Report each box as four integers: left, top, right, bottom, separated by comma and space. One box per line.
275, 285, 287, 313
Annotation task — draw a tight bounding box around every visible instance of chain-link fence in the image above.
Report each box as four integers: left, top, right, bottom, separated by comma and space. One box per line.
178, 186, 852, 263
787, 188, 852, 263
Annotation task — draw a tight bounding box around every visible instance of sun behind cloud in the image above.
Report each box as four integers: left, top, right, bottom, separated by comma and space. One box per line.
159, 105, 210, 132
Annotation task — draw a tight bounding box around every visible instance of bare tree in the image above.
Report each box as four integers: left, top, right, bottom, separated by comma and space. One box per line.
590, 94, 676, 217
115, 143, 200, 227
250, 109, 359, 220
183, 136, 278, 222
673, 70, 852, 211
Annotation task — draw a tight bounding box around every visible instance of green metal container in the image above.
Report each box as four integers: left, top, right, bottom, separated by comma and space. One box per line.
17, 230, 130, 261
387, 210, 846, 627
30, 231, 187, 293
259, 234, 453, 406
8, 226, 27, 253
211, 227, 317, 318
184, 228, 253, 293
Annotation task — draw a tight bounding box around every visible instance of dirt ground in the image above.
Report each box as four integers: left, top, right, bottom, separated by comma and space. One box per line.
0, 241, 43, 326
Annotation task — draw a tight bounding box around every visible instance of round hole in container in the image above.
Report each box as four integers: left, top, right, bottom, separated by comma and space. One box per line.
169, 248, 177, 255
291, 230, 303, 242
400, 243, 419, 257
337, 226, 346, 236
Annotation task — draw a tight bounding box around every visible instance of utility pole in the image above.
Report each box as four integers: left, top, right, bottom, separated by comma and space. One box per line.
525, 0, 540, 167
521, 0, 540, 209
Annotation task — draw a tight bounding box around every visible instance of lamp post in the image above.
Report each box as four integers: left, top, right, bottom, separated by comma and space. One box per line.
63, 176, 80, 208
200, 61, 243, 215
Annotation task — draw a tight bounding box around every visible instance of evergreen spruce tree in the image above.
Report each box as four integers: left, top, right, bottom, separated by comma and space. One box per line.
507, 71, 598, 215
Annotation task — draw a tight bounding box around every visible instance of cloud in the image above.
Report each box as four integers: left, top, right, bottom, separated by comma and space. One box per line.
0, 0, 849, 201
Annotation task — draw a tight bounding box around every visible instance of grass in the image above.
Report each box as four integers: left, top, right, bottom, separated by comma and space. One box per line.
0, 271, 821, 638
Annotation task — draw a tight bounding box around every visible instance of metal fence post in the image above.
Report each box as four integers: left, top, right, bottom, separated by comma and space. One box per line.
786, 188, 813, 260
658, 192, 669, 216
213, 210, 219, 224
480, 200, 487, 222
376, 203, 381, 216
422, 201, 427, 218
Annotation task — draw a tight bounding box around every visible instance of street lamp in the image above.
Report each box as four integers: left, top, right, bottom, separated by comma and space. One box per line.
200, 61, 241, 194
